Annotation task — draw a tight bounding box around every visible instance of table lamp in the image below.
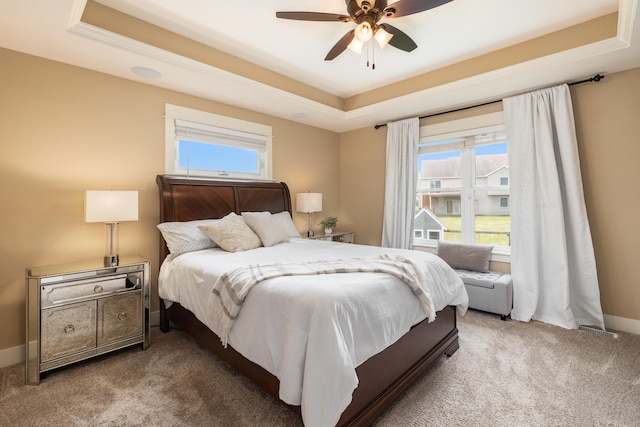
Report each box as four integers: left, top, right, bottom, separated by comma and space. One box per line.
296, 192, 322, 237
85, 190, 138, 267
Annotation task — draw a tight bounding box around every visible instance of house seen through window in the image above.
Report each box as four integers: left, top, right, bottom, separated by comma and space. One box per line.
414, 117, 510, 251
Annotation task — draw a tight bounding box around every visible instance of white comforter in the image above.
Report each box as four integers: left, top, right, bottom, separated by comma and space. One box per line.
159, 239, 468, 427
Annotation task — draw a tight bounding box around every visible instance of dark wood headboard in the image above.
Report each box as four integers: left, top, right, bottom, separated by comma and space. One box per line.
156, 175, 292, 259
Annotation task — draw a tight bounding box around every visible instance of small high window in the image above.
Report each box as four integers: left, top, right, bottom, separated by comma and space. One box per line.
165, 104, 272, 181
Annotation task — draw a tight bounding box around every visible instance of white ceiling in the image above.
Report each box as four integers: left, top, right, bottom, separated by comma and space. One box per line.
1, 0, 639, 132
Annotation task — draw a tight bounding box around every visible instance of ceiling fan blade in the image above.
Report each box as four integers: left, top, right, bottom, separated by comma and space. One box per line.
384, 0, 453, 18
380, 23, 417, 52
276, 12, 350, 22
325, 30, 355, 61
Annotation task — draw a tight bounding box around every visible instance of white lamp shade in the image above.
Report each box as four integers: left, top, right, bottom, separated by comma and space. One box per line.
85, 191, 139, 223
347, 37, 364, 54
374, 27, 393, 49
354, 22, 372, 43
296, 193, 322, 213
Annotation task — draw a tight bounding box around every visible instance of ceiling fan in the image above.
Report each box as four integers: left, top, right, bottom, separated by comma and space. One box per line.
276, 0, 453, 61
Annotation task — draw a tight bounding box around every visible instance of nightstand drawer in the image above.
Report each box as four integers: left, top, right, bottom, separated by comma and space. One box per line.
98, 291, 143, 345
41, 275, 129, 308
333, 233, 354, 243
41, 301, 97, 362
309, 231, 355, 244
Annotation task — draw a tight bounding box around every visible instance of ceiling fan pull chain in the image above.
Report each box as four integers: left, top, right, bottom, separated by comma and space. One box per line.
372, 41, 376, 70
366, 39, 370, 68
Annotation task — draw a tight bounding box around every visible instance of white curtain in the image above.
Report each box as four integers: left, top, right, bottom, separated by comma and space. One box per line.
503, 84, 605, 330
381, 117, 419, 249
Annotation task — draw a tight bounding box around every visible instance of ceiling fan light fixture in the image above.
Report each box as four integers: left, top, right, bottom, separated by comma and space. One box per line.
347, 37, 364, 54
374, 27, 393, 49
277, 0, 441, 62
354, 22, 372, 43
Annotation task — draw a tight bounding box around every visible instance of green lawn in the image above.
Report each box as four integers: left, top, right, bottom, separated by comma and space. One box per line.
438, 215, 511, 246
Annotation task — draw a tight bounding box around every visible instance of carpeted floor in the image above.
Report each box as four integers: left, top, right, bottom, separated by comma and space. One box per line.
1, 309, 639, 426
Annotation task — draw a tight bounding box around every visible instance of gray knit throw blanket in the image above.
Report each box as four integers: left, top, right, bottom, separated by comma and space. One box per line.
211, 254, 435, 346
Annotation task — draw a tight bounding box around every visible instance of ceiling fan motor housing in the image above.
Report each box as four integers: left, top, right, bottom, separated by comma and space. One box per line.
347, 0, 388, 20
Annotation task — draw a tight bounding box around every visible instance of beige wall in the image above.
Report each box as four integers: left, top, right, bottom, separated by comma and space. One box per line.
0, 48, 340, 351
340, 68, 640, 322
571, 68, 640, 321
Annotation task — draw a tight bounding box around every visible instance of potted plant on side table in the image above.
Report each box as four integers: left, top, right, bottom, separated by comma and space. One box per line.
319, 216, 338, 235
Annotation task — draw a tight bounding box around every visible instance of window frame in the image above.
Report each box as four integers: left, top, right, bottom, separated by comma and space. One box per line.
164, 104, 273, 181
414, 112, 510, 261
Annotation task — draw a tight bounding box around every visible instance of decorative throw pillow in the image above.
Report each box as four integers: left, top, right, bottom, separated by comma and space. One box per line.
157, 219, 218, 258
271, 211, 301, 238
242, 211, 290, 247
198, 215, 262, 252
437, 241, 493, 273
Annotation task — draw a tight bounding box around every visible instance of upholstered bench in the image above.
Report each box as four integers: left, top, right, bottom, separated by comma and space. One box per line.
437, 241, 513, 320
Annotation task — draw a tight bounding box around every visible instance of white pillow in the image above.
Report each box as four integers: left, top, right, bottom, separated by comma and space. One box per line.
272, 211, 301, 238
198, 215, 261, 252
242, 212, 290, 247
157, 219, 218, 258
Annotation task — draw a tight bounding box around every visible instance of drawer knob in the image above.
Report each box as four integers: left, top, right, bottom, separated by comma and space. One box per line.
117, 312, 127, 321
64, 324, 75, 334
93, 284, 103, 293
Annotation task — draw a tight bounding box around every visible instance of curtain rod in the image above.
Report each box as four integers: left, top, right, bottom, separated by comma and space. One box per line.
373, 74, 604, 130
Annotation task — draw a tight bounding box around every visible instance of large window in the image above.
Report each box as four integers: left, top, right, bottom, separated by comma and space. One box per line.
415, 113, 510, 253
164, 104, 272, 181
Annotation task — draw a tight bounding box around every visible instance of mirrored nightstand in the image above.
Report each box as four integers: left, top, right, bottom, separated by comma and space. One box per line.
25, 255, 150, 385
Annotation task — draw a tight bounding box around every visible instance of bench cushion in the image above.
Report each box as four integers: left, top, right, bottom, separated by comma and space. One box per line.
454, 269, 505, 289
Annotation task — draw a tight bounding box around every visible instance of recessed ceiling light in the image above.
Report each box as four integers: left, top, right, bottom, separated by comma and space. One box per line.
131, 66, 162, 79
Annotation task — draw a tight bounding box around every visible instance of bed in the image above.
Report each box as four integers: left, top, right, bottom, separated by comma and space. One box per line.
156, 175, 467, 427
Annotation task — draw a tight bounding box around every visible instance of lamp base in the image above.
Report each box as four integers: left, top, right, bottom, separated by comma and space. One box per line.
104, 255, 119, 267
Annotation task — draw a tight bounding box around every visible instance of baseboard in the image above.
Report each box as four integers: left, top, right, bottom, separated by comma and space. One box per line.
0, 344, 24, 370
0, 310, 161, 370
604, 314, 640, 335
149, 309, 159, 328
